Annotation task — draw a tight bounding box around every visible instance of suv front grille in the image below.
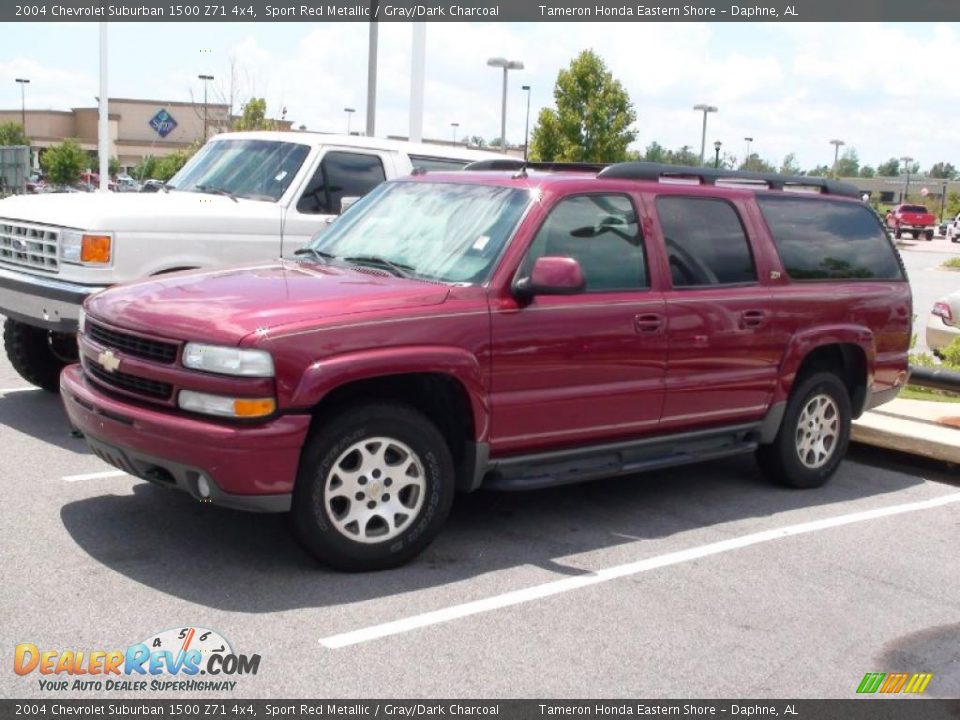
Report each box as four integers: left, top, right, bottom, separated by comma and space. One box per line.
0, 220, 59, 272
88, 323, 178, 364
85, 360, 173, 401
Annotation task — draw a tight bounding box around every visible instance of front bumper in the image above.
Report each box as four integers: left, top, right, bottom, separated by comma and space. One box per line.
0, 266, 107, 331
61, 364, 311, 512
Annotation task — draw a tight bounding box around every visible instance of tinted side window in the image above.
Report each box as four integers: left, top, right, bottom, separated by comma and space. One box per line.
408, 155, 469, 171
757, 196, 904, 280
656, 197, 756, 287
296, 151, 387, 215
525, 194, 647, 291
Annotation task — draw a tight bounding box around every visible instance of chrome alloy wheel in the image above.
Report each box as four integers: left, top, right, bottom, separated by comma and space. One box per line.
795, 393, 840, 469
324, 436, 426, 544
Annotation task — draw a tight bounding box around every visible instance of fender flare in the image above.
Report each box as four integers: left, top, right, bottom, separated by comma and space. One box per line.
289, 345, 490, 442
774, 325, 875, 405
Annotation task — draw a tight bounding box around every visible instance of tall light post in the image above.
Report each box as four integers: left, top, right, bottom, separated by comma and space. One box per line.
693, 104, 718, 165
744, 136, 753, 170
344, 107, 355, 135
714, 140, 722, 169
900, 155, 914, 202
198, 74, 213, 141
450, 122, 459, 145
487, 57, 524, 154
829, 138, 845, 177
15, 78, 29, 134
521, 84, 532, 161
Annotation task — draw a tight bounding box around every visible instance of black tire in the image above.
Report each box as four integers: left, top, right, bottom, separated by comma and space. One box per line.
3, 318, 77, 393
894, 227, 902, 239
925, 230, 934, 241
291, 402, 455, 571
756, 372, 851, 489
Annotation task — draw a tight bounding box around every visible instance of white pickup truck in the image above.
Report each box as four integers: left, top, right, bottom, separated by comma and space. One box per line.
0, 131, 501, 390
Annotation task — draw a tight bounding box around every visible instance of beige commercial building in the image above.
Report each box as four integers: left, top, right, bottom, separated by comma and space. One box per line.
0, 97, 289, 171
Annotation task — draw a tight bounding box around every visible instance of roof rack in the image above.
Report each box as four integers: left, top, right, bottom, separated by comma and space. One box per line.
463, 159, 609, 173
598, 161, 861, 198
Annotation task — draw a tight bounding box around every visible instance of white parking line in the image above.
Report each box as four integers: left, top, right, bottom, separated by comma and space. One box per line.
62, 470, 129, 482
319, 492, 960, 649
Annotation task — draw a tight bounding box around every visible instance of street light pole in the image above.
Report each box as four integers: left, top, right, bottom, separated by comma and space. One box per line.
940, 181, 948, 224
900, 155, 914, 202
487, 57, 524, 154
521, 84, 531, 161
693, 104, 718, 165
344, 107, 355, 135
714, 140, 722, 169
743, 136, 753, 170
15, 78, 29, 133
198, 74, 214, 141
829, 138, 845, 177
450, 122, 459, 144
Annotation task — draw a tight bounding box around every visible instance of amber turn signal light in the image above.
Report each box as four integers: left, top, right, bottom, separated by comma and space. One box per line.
80, 234, 112, 264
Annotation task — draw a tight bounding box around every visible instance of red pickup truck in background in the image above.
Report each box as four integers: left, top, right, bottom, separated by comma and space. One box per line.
887, 204, 936, 240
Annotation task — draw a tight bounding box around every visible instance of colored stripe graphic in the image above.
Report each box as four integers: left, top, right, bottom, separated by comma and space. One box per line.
857, 672, 931, 694
857, 673, 885, 693
904, 673, 933, 694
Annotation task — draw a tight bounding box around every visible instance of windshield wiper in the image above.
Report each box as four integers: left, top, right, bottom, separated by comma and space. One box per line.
194, 185, 238, 203
343, 255, 415, 278
293, 247, 336, 263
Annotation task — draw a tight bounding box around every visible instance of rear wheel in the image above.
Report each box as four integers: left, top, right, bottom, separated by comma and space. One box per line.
756, 372, 851, 489
3, 318, 77, 393
291, 402, 455, 571
894, 227, 902, 239
925, 230, 934, 241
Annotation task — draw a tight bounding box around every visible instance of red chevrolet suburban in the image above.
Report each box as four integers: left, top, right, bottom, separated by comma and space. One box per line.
60, 161, 911, 571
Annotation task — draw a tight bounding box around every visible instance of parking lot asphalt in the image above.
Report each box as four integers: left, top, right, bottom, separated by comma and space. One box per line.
2, 340, 959, 700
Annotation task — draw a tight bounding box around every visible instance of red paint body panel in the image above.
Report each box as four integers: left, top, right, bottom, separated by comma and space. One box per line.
64, 170, 912, 504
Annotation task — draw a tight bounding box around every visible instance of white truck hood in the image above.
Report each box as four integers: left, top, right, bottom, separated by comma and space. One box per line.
0, 191, 274, 232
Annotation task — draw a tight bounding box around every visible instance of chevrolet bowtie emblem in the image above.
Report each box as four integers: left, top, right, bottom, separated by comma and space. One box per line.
98, 349, 121, 373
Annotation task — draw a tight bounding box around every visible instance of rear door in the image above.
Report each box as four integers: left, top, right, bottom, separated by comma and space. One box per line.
281, 148, 393, 255
652, 193, 781, 432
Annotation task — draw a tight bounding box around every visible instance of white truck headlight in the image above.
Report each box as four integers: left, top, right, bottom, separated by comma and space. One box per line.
182, 343, 274, 377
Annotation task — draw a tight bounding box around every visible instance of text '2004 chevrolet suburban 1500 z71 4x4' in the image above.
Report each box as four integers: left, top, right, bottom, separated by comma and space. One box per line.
60, 161, 911, 571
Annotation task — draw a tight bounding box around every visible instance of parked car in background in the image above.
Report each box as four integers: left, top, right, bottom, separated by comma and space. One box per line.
115, 175, 141, 192
0, 132, 502, 391
887, 203, 936, 240
945, 212, 960, 243
61, 161, 910, 570
927, 290, 960, 355
139, 179, 165, 193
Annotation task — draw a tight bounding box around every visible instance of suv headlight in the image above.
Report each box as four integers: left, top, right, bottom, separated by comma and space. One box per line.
61, 231, 112, 265
182, 343, 275, 377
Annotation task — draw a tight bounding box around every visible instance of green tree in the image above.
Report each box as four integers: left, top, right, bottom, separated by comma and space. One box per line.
467, 135, 486, 148
40, 139, 87, 186
666, 145, 700, 166
859, 165, 876, 178
154, 150, 192, 182
642, 141, 668, 163
740, 153, 775, 172
779, 153, 802, 175
133, 155, 158, 181
807, 164, 831, 177
0, 122, 28, 146
530, 50, 636, 163
929, 161, 956, 180
834, 148, 859, 177
877, 158, 900, 176
232, 97, 275, 131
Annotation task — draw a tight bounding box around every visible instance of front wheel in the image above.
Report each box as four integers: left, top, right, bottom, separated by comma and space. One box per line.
291, 402, 455, 571
925, 230, 934, 241
894, 227, 902, 239
756, 372, 851, 489
3, 318, 77, 393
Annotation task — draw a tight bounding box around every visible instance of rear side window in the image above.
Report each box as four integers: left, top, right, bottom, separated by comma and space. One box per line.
757, 196, 904, 280
296, 151, 387, 215
901, 205, 928, 213
656, 196, 757, 287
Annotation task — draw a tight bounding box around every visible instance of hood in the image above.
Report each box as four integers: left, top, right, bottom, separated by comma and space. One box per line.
0, 191, 272, 232
85, 261, 451, 345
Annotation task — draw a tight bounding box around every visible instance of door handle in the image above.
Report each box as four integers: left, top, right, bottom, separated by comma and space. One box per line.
739, 309, 767, 329
634, 313, 663, 334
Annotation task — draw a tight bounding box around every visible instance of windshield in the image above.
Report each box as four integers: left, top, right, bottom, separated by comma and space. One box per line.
168, 138, 310, 201
307, 181, 531, 283
902, 205, 928, 213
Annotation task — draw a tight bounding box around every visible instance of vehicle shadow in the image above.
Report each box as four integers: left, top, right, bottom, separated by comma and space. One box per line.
0, 388, 92, 455
59, 448, 929, 613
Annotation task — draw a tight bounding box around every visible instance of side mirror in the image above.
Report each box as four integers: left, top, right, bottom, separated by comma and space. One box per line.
339, 196, 361, 214
514, 256, 586, 299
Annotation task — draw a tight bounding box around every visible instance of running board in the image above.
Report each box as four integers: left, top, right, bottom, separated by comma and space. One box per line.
482, 423, 760, 491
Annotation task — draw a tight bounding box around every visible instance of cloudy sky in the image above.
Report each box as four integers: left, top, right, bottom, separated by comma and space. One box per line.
0, 21, 956, 171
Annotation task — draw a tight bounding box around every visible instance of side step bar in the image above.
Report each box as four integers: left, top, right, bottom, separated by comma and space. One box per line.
482, 423, 761, 491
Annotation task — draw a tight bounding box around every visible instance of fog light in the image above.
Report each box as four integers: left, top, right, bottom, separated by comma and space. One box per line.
197, 475, 211, 498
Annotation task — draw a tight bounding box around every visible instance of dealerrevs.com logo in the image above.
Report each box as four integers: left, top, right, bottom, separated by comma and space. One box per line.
14, 626, 260, 692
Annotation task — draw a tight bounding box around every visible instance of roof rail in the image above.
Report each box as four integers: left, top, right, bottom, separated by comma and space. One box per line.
463, 159, 609, 173
598, 161, 861, 198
